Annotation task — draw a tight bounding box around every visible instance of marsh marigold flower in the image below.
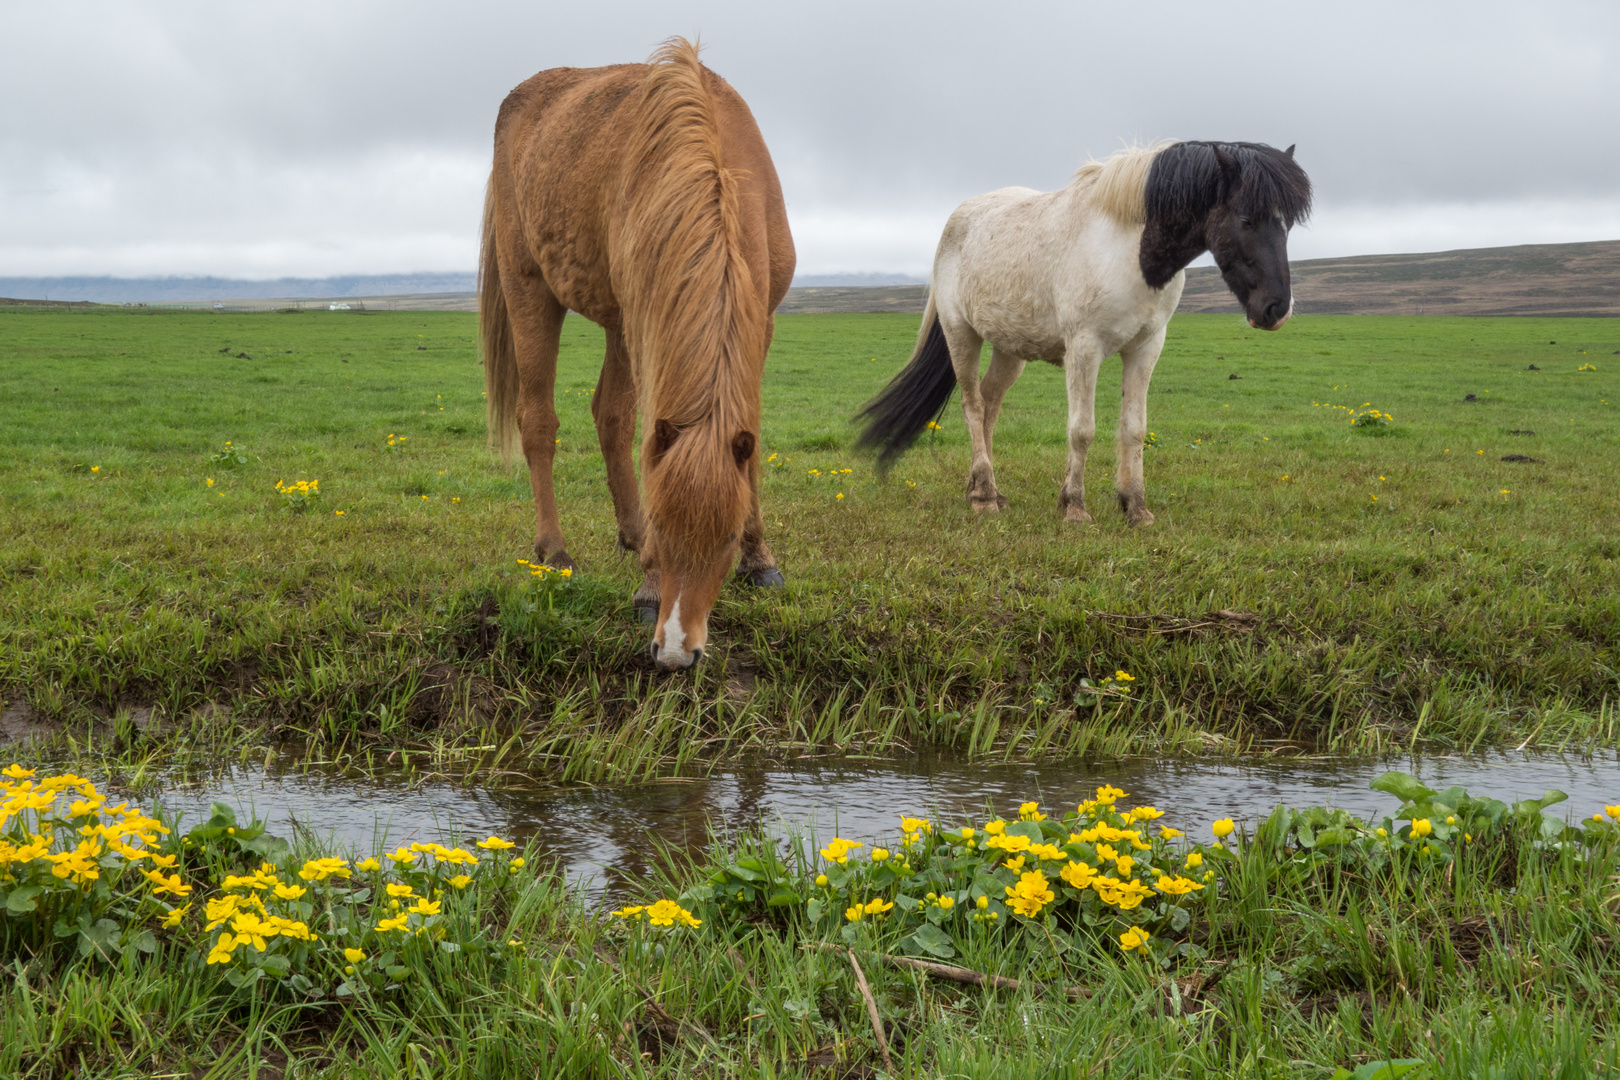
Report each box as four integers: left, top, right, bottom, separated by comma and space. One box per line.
477, 835, 516, 851
1212, 818, 1235, 839
819, 838, 863, 865
1411, 819, 1433, 838
1119, 926, 1151, 954
1004, 870, 1055, 917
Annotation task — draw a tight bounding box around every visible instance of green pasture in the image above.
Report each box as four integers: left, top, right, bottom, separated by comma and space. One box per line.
1, 306, 1617, 776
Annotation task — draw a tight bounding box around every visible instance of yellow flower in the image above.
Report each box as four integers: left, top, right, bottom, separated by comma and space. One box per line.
144, 870, 192, 897
1019, 801, 1046, 822
1119, 926, 1151, 954
385, 846, 416, 865
448, 874, 473, 890
862, 897, 894, 918
161, 903, 192, 928
1003, 855, 1027, 872
273, 883, 307, 901
1029, 842, 1065, 862
1060, 860, 1097, 889
1411, 818, 1433, 838
1185, 852, 1203, 869
3, 764, 37, 779
1376, 827, 1388, 838
355, 857, 381, 872
1159, 826, 1184, 839
1114, 670, 1135, 682
297, 857, 351, 881
871, 848, 890, 863
385, 883, 414, 898
509, 857, 524, 870
1093, 785, 1126, 805
1114, 856, 1135, 877
375, 915, 409, 933
937, 895, 955, 910
612, 905, 645, 920
959, 827, 975, 840
983, 820, 1007, 836
408, 898, 442, 916
819, 838, 864, 865
845, 904, 864, 922
1004, 870, 1055, 917
975, 895, 990, 910
344, 947, 367, 963
1604, 805, 1619, 820
814, 874, 829, 887
1212, 818, 1236, 839
1154, 875, 1205, 896
644, 899, 701, 927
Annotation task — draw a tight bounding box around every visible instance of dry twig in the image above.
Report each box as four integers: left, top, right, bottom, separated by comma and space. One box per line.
845, 947, 895, 1073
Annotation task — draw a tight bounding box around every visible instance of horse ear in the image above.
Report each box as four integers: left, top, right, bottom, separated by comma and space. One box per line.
1285, 143, 1296, 159
730, 430, 756, 468
650, 418, 680, 466
1212, 145, 1242, 187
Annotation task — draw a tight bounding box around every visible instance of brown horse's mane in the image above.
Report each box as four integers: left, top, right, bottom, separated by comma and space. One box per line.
613, 38, 765, 572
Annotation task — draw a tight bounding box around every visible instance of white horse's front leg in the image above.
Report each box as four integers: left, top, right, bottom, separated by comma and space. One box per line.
1116, 328, 1166, 527
1059, 343, 1105, 524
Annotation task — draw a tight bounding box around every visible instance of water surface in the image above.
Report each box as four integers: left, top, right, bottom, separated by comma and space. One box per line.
149, 750, 1620, 903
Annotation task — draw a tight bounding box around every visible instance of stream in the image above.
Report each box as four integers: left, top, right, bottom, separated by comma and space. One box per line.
146, 749, 1620, 904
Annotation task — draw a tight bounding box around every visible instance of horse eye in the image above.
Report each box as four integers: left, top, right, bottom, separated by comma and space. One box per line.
1238, 217, 1254, 230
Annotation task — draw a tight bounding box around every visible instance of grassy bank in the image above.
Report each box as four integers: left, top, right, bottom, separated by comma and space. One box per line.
1, 307, 1618, 776
4, 764, 1617, 1077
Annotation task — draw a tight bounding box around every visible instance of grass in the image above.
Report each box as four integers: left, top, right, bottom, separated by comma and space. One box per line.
1, 306, 1618, 779
4, 765, 1617, 1077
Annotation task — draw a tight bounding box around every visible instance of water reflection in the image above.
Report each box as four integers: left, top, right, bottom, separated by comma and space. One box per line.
151, 749, 1619, 905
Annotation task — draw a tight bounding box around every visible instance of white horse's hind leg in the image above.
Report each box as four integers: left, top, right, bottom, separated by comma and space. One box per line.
965, 346, 1025, 511
942, 322, 1004, 513
1116, 328, 1166, 526
1058, 342, 1105, 524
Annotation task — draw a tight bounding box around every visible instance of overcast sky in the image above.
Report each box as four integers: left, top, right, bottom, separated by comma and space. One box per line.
3, 0, 1618, 280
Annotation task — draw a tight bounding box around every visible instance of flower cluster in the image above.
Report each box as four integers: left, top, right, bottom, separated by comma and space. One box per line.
383, 433, 408, 453
1313, 400, 1393, 429
3, 767, 531, 998
208, 440, 248, 467
275, 478, 320, 510
612, 898, 702, 928
1072, 669, 1137, 707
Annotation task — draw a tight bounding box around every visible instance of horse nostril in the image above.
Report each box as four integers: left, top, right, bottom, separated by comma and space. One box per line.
649, 641, 660, 661
691, 647, 704, 665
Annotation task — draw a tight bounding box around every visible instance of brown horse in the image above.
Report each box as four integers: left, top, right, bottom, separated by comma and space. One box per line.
481, 38, 794, 671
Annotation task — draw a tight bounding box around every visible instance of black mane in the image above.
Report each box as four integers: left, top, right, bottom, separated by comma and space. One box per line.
1144, 141, 1313, 229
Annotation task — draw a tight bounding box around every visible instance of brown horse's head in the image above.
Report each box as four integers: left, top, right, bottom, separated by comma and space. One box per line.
645, 418, 755, 670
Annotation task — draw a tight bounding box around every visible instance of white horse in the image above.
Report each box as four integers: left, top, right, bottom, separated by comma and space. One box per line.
857, 141, 1312, 525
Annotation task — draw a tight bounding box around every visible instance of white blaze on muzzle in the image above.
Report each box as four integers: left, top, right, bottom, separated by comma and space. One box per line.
653, 598, 701, 670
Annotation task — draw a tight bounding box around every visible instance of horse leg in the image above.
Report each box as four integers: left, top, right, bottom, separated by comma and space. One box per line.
506, 275, 573, 568
1058, 343, 1105, 525
977, 345, 1026, 507
1116, 329, 1165, 527
943, 321, 1000, 512
735, 455, 784, 588
590, 327, 660, 620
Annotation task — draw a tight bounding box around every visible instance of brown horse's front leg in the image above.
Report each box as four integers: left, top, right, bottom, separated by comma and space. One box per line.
593, 327, 646, 556
507, 277, 574, 567
735, 452, 784, 589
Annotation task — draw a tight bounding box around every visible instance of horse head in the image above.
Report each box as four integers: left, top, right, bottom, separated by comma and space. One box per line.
1140, 141, 1312, 331
644, 418, 755, 671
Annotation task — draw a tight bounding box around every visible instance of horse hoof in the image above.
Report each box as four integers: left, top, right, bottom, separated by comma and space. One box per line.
970, 495, 1006, 513
539, 550, 578, 572
637, 605, 658, 626
1064, 506, 1094, 525
1126, 509, 1156, 528
746, 567, 786, 589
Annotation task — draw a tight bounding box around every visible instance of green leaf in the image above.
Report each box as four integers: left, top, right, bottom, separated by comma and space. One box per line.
766, 887, 800, 908
438, 941, 462, 954
130, 930, 158, 954
1345, 1061, 1428, 1080
904, 923, 956, 959
1170, 905, 1191, 932
724, 861, 763, 882
1004, 821, 1045, 843
1370, 772, 1436, 804
1513, 790, 1568, 817
385, 964, 409, 980
805, 898, 824, 923
262, 954, 292, 976
6, 884, 44, 915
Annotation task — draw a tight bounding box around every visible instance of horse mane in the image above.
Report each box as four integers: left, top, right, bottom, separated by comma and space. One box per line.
613, 37, 765, 570
1078, 141, 1312, 228
1143, 141, 1313, 227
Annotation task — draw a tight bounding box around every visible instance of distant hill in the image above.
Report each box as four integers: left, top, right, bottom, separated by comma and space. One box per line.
1178, 238, 1620, 317
5, 239, 1616, 315
0, 274, 479, 304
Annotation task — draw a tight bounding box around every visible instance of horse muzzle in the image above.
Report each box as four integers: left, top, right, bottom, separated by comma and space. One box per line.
1248, 297, 1294, 332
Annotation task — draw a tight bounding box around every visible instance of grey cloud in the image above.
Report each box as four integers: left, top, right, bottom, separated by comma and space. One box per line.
2, 0, 1617, 279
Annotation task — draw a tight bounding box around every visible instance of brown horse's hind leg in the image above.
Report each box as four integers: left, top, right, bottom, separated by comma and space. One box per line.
735, 455, 784, 589
506, 274, 574, 568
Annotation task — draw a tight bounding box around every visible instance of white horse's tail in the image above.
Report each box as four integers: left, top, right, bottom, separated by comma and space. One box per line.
853, 289, 957, 472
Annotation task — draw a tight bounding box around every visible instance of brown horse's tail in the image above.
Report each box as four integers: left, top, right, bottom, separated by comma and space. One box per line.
480, 176, 520, 462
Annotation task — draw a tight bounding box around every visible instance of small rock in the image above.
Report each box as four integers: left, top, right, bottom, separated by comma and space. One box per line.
218, 347, 230, 354
1500, 454, 1542, 463
235, 352, 251, 359
1508, 429, 1536, 436
342, 358, 350, 363
1464, 393, 1478, 401
1228, 373, 1241, 380
1549, 340, 1557, 345
417, 346, 427, 351
1527, 364, 1540, 371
